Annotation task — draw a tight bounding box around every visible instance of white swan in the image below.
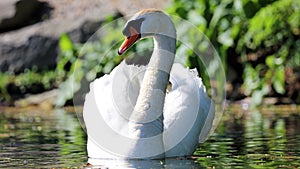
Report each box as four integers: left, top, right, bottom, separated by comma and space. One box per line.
83, 9, 215, 162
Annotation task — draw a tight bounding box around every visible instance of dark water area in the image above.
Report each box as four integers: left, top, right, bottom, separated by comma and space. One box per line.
0, 105, 299, 168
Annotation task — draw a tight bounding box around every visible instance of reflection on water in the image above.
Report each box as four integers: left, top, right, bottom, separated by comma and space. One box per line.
195, 106, 300, 168
0, 106, 299, 168
0, 108, 87, 168
86, 158, 201, 168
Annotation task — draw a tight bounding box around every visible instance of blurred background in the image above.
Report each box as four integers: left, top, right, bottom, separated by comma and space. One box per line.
1, 0, 299, 108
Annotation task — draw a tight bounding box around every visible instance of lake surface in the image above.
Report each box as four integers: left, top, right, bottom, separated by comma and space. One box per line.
0, 105, 299, 168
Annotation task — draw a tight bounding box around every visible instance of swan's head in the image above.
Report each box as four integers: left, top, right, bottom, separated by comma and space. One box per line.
118, 9, 176, 55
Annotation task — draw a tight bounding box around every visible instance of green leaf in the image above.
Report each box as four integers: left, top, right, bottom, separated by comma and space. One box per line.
273, 66, 285, 94
59, 33, 74, 52
266, 55, 275, 68
218, 29, 233, 47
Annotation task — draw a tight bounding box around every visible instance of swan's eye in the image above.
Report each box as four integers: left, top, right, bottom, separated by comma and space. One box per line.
122, 18, 145, 37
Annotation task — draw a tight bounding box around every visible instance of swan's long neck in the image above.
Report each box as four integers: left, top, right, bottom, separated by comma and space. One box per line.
129, 34, 176, 137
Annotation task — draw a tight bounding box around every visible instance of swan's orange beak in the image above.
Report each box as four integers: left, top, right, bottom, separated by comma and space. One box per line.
118, 27, 140, 55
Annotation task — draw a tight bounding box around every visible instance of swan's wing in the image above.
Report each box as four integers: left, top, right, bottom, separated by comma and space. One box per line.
83, 71, 122, 159
163, 63, 215, 157
84, 61, 146, 132
83, 61, 146, 159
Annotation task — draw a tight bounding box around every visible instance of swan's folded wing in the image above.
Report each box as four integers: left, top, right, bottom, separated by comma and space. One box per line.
163, 63, 215, 157
83, 61, 148, 159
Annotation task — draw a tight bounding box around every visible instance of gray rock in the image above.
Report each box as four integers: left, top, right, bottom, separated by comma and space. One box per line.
0, 0, 47, 33
0, 0, 115, 72
0, 35, 57, 72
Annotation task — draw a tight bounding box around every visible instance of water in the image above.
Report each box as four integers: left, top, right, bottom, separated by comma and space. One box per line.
196, 105, 300, 168
0, 105, 299, 168
0, 108, 87, 168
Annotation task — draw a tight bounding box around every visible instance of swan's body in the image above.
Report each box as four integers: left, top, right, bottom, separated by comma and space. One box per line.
83, 9, 215, 162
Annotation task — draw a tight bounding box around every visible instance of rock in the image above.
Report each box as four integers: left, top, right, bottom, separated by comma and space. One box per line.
0, 0, 52, 33
0, 0, 18, 27
14, 89, 58, 108
114, 0, 172, 16
0, 0, 171, 73
0, 35, 57, 72
0, 0, 36, 32
0, 0, 114, 72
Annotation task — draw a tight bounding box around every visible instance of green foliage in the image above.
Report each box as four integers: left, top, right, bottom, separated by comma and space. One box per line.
238, 0, 300, 105
0, 72, 11, 103
0, 34, 76, 105
168, 0, 300, 106
0, 69, 58, 104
